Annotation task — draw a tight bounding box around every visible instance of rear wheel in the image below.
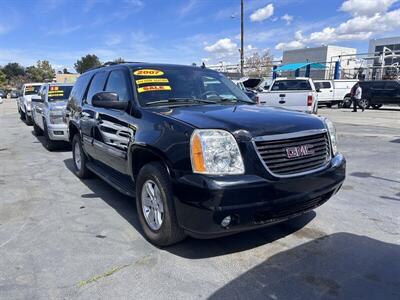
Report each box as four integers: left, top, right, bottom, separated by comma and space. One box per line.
358, 98, 370, 110
71, 134, 91, 178
342, 97, 352, 108
326, 103, 332, 108
136, 162, 186, 246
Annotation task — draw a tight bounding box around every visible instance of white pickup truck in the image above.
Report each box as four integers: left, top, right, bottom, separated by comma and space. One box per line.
314, 79, 358, 108
258, 77, 318, 114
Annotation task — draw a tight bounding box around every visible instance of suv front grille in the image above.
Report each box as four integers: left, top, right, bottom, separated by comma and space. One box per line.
254, 132, 330, 176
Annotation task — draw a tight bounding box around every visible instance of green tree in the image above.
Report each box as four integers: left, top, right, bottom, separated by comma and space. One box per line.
3, 62, 25, 80
26, 60, 55, 82
0, 69, 6, 88
74, 54, 101, 74
63, 68, 70, 74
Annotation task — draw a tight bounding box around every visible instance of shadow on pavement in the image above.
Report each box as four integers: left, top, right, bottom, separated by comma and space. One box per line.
210, 232, 400, 300
63, 158, 316, 257
31, 131, 71, 152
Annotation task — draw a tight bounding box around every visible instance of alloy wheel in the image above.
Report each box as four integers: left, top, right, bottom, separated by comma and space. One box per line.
141, 179, 164, 231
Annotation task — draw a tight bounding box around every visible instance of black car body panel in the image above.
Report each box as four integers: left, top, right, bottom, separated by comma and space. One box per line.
359, 80, 400, 105
66, 63, 346, 239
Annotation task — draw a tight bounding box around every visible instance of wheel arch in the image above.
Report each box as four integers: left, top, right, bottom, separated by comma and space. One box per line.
129, 146, 173, 182
68, 122, 80, 142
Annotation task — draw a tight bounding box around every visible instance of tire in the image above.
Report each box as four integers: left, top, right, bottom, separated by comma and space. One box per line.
342, 97, 352, 108
43, 121, 56, 151
20, 107, 26, 120
33, 122, 43, 136
326, 103, 332, 108
71, 134, 91, 178
24, 107, 33, 125
372, 104, 382, 109
357, 98, 370, 110
136, 162, 186, 246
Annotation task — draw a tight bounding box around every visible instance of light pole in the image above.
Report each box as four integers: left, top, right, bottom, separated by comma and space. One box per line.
240, 0, 244, 76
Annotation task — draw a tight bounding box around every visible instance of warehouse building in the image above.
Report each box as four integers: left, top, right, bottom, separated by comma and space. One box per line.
282, 45, 357, 79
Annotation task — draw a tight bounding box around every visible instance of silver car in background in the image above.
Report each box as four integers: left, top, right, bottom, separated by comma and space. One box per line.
31, 83, 73, 150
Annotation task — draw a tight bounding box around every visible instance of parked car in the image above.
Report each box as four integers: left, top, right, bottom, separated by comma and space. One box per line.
232, 80, 258, 102
0, 90, 6, 98
348, 80, 400, 109
31, 83, 73, 150
66, 63, 345, 246
10, 90, 20, 98
314, 79, 358, 108
17, 83, 43, 125
258, 77, 319, 114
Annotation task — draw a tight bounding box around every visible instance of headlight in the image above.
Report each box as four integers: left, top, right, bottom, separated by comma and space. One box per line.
190, 129, 244, 175
49, 110, 65, 124
324, 118, 338, 156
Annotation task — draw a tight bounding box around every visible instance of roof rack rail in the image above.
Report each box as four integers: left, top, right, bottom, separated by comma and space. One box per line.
83, 61, 145, 73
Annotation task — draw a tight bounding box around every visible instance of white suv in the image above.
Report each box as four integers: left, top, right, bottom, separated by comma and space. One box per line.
18, 83, 43, 125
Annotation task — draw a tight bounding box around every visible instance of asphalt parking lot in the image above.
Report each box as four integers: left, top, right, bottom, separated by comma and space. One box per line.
0, 99, 399, 299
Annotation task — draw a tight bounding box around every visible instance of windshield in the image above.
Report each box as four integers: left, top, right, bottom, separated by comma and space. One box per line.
131, 66, 252, 106
271, 80, 312, 91
24, 85, 41, 95
48, 85, 73, 101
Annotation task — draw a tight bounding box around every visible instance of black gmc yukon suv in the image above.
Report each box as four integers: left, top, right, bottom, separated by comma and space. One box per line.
66, 63, 345, 246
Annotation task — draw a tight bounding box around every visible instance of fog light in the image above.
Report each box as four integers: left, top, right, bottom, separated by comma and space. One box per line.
221, 216, 232, 228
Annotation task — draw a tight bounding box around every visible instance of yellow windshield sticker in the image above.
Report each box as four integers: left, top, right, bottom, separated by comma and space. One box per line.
49, 86, 59, 91
134, 69, 164, 76
25, 86, 34, 91
137, 85, 171, 93
136, 78, 169, 85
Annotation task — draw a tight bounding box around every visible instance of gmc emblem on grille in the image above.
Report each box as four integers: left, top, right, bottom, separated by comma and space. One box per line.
285, 144, 314, 159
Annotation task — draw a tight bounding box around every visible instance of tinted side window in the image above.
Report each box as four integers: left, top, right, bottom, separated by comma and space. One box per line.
105, 70, 129, 101
86, 72, 108, 104
384, 81, 399, 89
69, 74, 91, 105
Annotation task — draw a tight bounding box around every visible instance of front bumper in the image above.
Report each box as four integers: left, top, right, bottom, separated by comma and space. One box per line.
47, 123, 69, 141
173, 154, 345, 238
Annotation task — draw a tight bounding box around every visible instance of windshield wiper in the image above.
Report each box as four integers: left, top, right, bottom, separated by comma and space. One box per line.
145, 98, 217, 106
214, 97, 254, 104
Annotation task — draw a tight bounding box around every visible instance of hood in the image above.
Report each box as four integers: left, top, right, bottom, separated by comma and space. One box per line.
155, 104, 325, 138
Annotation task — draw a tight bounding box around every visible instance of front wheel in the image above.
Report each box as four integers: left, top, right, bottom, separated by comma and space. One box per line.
24, 107, 33, 125
71, 134, 91, 178
33, 122, 43, 136
43, 121, 56, 151
136, 162, 186, 246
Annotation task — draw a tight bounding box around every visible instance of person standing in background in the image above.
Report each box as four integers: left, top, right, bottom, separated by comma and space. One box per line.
352, 83, 364, 112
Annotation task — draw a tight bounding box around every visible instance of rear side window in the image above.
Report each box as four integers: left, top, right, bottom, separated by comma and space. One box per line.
320, 82, 331, 88
86, 72, 108, 104
69, 74, 91, 105
105, 70, 129, 101
271, 80, 312, 91
384, 81, 399, 89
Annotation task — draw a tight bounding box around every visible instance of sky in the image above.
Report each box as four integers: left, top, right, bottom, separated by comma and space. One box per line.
0, 0, 399, 72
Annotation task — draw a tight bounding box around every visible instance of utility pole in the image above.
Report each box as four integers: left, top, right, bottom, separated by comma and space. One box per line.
240, 0, 244, 76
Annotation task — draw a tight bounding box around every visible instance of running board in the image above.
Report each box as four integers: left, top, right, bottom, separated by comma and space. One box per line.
87, 161, 135, 197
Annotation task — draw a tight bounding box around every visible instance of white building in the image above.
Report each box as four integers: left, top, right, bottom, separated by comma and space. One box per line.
282, 45, 357, 79
368, 36, 400, 79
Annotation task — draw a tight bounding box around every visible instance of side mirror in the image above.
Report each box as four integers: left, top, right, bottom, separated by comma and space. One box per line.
316, 88, 321, 92
31, 95, 43, 102
92, 92, 128, 110
264, 85, 270, 90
